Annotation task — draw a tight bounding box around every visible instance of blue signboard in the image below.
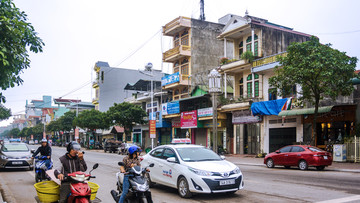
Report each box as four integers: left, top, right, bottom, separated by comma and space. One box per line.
161, 72, 180, 86
149, 111, 171, 128
167, 101, 180, 114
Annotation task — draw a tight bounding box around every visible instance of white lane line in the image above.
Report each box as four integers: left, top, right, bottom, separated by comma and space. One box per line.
316, 195, 360, 203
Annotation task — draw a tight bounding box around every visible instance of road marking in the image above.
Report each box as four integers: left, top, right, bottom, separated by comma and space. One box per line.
316, 195, 360, 203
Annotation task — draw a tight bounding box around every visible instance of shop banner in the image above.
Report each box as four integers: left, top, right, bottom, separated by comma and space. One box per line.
162, 101, 180, 115
75, 128, 79, 139
181, 110, 197, 128
172, 117, 181, 128
198, 107, 213, 117
161, 72, 180, 86
232, 109, 262, 124
149, 120, 156, 138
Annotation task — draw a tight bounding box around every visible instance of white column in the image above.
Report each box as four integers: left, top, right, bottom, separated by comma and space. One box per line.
224, 38, 227, 58
252, 73, 255, 98
251, 29, 255, 54
224, 72, 227, 98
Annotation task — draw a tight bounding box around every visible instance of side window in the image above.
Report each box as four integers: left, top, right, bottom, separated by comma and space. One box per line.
279, 146, 292, 153
150, 148, 164, 158
162, 148, 176, 161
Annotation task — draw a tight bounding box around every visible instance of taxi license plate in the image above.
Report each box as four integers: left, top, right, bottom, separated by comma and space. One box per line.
12, 161, 22, 165
324, 156, 328, 160
219, 179, 235, 186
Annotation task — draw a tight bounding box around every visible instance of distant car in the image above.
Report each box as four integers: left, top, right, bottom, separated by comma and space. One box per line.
142, 144, 244, 198
103, 138, 120, 153
264, 145, 333, 170
0, 143, 34, 170
28, 140, 35, 145
117, 143, 140, 155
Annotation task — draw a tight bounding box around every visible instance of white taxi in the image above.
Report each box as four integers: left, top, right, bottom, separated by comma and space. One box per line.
142, 141, 244, 198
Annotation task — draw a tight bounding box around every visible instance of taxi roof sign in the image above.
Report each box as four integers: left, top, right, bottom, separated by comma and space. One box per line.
171, 138, 191, 144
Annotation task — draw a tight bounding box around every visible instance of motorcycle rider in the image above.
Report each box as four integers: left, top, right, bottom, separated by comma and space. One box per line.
31, 138, 52, 168
119, 145, 152, 203
54, 141, 87, 203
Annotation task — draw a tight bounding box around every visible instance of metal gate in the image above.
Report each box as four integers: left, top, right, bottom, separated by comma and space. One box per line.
269, 127, 296, 153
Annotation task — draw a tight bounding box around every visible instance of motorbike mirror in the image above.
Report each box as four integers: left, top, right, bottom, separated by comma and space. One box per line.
118, 162, 125, 166
31, 149, 35, 153
93, 163, 99, 169
149, 163, 154, 167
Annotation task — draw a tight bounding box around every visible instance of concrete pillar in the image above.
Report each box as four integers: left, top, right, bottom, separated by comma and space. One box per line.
224, 38, 227, 58
224, 72, 227, 98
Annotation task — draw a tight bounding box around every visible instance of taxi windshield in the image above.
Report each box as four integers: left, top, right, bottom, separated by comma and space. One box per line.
176, 147, 222, 162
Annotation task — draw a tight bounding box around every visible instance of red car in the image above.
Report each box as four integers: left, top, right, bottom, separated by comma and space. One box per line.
264, 145, 332, 170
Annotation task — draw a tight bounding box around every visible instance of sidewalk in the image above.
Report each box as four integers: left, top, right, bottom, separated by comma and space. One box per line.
225, 154, 360, 173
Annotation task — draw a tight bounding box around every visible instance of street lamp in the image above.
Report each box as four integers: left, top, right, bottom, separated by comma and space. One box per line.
142, 62, 155, 149
208, 68, 221, 154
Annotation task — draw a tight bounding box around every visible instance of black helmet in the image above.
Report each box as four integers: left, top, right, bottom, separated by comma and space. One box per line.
67, 141, 81, 152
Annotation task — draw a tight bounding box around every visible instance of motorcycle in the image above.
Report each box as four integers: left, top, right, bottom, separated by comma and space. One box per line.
34, 156, 53, 183
64, 163, 99, 203
110, 162, 154, 203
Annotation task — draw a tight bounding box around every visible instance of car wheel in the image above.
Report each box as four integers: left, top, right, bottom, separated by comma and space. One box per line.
316, 166, 325, 171
177, 176, 192, 198
145, 173, 155, 188
266, 158, 274, 168
284, 166, 291, 169
298, 160, 308, 170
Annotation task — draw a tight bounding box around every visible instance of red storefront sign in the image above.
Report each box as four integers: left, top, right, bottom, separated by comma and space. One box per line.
149, 120, 156, 138
181, 110, 197, 128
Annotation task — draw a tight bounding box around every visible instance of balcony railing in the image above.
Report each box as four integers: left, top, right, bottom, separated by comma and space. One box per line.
92, 81, 99, 88
162, 16, 191, 36
163, 45, 191, 63
92, 98, 99, 104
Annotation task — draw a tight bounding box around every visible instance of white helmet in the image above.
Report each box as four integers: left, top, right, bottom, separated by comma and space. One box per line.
41, 138, 48, 143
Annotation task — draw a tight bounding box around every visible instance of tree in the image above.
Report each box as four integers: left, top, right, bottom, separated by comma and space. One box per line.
59, 111, 76, 132
9, 127, 20, 138
0, 104, 11, 121
74, 109, 108, 131
269, 36, 358, 145
0, 0, 44, 119
106, 102, 147, 136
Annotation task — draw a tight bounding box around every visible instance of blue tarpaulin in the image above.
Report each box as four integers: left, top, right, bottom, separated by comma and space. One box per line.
251, 99, 287, 116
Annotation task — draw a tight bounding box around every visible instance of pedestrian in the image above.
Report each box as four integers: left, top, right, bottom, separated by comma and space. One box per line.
54, 141, 87, 203
119, 146, 152, 203
31, 138, 52, 168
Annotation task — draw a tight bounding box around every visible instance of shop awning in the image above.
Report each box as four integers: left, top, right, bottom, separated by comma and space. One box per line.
278, 106, 334, 116
251, 99, 287, 116
220, 102, 250, 112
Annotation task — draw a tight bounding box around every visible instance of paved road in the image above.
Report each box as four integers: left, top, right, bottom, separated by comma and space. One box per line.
1, 145, 360, 203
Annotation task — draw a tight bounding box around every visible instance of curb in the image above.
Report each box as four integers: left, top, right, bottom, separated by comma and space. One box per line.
234, 162, 360, 173
0, 174, 16, 203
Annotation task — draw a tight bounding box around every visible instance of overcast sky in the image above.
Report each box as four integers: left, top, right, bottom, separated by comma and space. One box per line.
1, 0, 359, 127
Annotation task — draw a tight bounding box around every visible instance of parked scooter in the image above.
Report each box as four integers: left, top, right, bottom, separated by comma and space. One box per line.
34, 156, 53, 183
65, 163, 99, 203
111, 162, 154, 203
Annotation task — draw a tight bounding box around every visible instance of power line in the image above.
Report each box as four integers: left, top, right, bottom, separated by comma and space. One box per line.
313, 29, 360, 35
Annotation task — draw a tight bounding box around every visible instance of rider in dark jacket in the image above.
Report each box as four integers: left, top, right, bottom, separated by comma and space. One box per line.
32, 138, 52, 167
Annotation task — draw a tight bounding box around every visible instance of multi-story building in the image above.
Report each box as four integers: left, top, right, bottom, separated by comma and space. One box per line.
161, 16, 225, 147
92, 61, 164, 112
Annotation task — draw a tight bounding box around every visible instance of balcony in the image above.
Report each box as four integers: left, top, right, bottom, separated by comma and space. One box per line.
92, 98, 99, 105
92, 81, 99, 88
163, 45, 191, 63
161, 72, 190, 89
163, 16, 191, 36
220, 59, 251, 75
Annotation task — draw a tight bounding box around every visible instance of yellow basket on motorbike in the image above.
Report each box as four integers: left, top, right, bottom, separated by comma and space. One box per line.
34, 180, 60, 203
88, 181, 99, 200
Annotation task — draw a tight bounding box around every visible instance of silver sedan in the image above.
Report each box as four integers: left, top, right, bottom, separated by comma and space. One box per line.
0, 142, 34, 170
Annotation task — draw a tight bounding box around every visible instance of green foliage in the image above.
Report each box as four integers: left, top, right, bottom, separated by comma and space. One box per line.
269, 36, 358, 144
73, 109, 109, 131
0, 104, 11, 121
60, 111, 76, 131
220, 57, 228, 65
241, 51, 254, 63
0, 0, 44, 103
106, 102, 147, 135
9, 127, 20, 137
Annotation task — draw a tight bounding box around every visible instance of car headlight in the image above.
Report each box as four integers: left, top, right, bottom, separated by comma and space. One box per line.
232, 167, 241, 174
1, 155, 8, 159
188, 167, 213, 176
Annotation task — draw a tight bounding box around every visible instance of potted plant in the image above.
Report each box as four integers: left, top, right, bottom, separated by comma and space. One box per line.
241, 51, 254, 63
220, 57, 229, 65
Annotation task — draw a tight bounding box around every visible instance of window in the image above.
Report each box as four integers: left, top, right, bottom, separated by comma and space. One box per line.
239, 41, 243, 58
163, 148, 176, 160
283, 85, 297, 98
101, 71, 104, 83
246, 34, 259, 56
279, 146, 292, 153
174, 34, 179, 47
239, 78, 243, 98
268, 88, 277, 101
150, 148, 164, 158
246, 73, 259, 98
291, 146, 305, 152
181, 30, 189, 46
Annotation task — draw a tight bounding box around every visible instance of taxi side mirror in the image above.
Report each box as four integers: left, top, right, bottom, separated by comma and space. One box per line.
166, 157, 177, 163
31, 149, 35, 153
220, 155, 226, 160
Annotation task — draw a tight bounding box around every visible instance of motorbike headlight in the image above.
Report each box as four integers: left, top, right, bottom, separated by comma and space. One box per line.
188, 167, 213, 176
1, 155, 8, 159
232, 167, 241, 174
133, 182, 149, 192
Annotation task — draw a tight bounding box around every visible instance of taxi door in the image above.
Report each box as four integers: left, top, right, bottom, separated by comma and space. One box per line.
156, 147, 181, 188
145, 147, 164, 183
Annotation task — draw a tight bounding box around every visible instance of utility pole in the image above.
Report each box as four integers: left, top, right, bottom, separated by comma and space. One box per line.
200, 0, 205, 21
